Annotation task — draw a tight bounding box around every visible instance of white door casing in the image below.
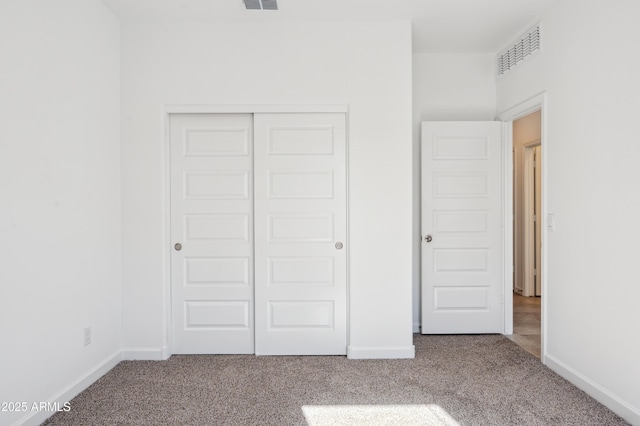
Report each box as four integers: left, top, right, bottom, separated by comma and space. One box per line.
253, 113, 348, 355
498, 92, 546, 343
421, 121, 504, 334
170, 113, 254, 354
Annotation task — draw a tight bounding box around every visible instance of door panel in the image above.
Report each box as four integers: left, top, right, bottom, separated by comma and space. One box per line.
170, 113, 254, 354
254, 113, 347, 355
421, 121, 504, 334
534, 145, 542, 296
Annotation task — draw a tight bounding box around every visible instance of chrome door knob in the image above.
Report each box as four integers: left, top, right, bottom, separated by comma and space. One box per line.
335, 242, 344, 250
174, 243, 182, 251
424, 235, 432, 243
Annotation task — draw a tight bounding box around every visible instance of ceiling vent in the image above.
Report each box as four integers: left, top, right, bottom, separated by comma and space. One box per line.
243, 0, 278, 10
497, 24, 540, 77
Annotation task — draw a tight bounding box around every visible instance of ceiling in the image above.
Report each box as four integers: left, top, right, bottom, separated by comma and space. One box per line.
101, 0, 560, 53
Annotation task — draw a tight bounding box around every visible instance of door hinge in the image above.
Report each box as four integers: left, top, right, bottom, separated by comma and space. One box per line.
532, 214, 537, 222
533, 268, 537, 276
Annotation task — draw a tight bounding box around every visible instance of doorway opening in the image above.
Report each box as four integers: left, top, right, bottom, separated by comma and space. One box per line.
508, 110, 542, 358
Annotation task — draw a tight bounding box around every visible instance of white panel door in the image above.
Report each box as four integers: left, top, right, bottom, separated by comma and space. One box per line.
421, 121, 503, 334
534, 145, 542, 297
254, 113, 347, 355
171, 113, 254, 354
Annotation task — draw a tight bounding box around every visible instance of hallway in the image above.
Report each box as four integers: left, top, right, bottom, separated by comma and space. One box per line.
507, 293, 541, 358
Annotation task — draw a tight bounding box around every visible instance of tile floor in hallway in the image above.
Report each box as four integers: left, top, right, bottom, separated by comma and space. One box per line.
506, 293, 541, 358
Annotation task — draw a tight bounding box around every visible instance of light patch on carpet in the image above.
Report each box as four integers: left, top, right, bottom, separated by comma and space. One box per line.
302, 404, 460, 425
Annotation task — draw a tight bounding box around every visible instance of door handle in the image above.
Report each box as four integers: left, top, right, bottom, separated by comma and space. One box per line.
424, 235, 432, 243
335, 242, 344, 250
174, 243, 182, 251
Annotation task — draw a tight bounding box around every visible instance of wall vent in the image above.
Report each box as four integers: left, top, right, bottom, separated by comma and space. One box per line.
243, 0, 278, 10
497, 24, 540, 77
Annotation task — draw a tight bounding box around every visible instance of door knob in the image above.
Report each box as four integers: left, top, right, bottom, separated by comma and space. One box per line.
424, 235, 432, 243
335, 242, 344, 250
174, 243, 182, 251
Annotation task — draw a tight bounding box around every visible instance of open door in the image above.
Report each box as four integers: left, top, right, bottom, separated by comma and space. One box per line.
421, 121, 504, 334
534, 145, 542, 296
523, 143, 543, 297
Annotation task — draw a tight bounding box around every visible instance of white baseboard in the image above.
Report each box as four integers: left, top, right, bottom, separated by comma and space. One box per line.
122, 347, 168, 361
347, 345, 415, 359
16, 351, 121, 426
545, 354, 640, 425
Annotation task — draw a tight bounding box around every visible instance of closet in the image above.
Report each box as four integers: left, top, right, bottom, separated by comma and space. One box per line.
169, 112, 347, 355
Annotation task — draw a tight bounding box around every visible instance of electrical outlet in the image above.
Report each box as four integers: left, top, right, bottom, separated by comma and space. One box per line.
83, 326, 92, 346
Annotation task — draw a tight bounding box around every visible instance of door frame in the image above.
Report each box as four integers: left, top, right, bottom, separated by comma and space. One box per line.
498, 92, 547, 362
161, 104, 350, 359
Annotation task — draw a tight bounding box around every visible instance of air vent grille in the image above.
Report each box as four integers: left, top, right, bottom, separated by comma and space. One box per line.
497, 24, 540, 76
243, 0, 278, 10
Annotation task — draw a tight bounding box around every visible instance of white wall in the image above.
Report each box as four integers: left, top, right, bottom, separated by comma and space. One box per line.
412, 54, 496, 330
497, 0, 640, 422
120, 21, 414, 359
0, 1, 121, 425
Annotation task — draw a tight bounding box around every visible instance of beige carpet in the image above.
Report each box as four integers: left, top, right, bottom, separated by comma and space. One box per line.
43, 335, 628, 425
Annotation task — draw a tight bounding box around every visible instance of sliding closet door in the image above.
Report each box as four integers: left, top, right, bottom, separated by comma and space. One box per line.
253, 113, 348, 355
170, 113, 254, 354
